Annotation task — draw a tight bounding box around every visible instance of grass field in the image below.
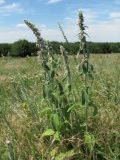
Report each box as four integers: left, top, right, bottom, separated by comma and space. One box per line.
0, 54, 120, 159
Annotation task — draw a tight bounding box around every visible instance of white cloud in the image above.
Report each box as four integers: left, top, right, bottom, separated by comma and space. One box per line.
16, 23, 47, 30
16, 23, 27, 28
87, 19, 120, 42
0, 0, 5, 5
65, 17, 72, 20
38, 24, 47, 29
0, 26, 73, 43
0, 2, 23, 14
0, 7, 120, 43
74, 8, 104, 25
47, 0, 63, 4
110, 11, 120, 19
64, 17, 77, 26
0, 29, 36, 43
0, 19, 120, 43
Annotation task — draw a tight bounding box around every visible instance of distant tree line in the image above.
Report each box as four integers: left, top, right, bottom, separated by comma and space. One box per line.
0, 40, 38, 57
0, 39, 120, 57
51, 41, 120, 54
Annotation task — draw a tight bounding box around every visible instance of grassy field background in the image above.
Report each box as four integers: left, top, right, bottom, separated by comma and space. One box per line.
0, 54, 120, 159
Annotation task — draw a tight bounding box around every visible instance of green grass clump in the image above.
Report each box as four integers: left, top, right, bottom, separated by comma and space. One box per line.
0, 12, 120, 160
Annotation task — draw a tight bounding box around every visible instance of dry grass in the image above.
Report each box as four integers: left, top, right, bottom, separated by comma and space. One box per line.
0, 54, 120, 159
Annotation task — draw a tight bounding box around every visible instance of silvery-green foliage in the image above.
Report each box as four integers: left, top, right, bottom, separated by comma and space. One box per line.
58, 23, 69, 44
77, 11, 97, 133
24, 20, 72, 135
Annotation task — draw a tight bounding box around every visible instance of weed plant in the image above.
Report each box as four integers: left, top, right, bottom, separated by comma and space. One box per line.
0, 12, 120, 160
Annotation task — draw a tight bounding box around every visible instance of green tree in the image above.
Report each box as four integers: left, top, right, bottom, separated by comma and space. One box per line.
10, 39, 36, 57
0, 43, 11, 57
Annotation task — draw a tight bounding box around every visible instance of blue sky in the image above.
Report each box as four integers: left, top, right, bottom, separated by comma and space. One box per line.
0, 0, 120, 42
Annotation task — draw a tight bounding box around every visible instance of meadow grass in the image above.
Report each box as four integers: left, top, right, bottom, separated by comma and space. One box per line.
0, 12, 120, 160
0, 54, 120, 160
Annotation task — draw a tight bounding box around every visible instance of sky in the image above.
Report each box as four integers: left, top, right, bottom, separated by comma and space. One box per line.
0, 0, 120, 43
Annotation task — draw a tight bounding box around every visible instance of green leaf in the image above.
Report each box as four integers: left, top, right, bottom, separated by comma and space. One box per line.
89, 63, 94, 71
81, 87, 90, 106
50, 93, 59, 107
81, 89, 86, 105
89, 102, 98, 116
41, 107, 52, 115
67, 103, 80, 112
57, 81, 64, 95
55, 149, 76, 160
84, 132, 96, 152
50, 147, 58, 157
82, 61, 88, 74
42, 129, 55, 137
54, 131, 61, 141
43, 85, 46, 98
51, 70, 55, 79
92, 104, 98, 116
52, 114, 61, 131
55, 153, 65, 160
